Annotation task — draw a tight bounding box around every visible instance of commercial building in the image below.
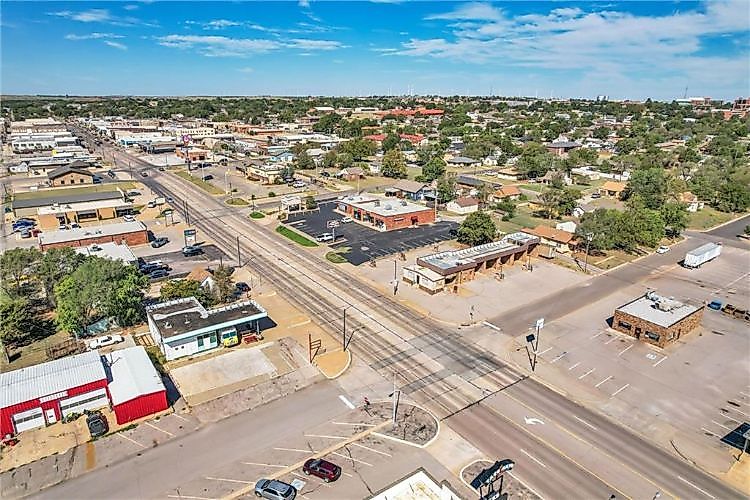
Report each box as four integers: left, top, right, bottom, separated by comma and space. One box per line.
247, 161, 283, 184
175, 146, 210, 162
39, 221, 148, 251
336, 195, 435, 231
403, 232, 539, 294
13, 187, 132, 228
47, 164, 96, 187
612, 291, 704, 348
73, 242, 138, 264
368, 468, 460, 500
0, 347, 167, 435
146, 297, 268, 361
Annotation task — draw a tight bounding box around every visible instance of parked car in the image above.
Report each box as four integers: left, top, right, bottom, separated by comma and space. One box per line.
86, 411, 109, 439
30, 228, 42, 237
147, 200, 157, 209
12, 219, 35, 231
166, 196, 174, 203
140, 170, 149, 177
71, 223, 81, 229
92, 176, 102, 184
151, 237, 169, 248
340, 216, 353, 223
107, 170, 116, 178
20, 229, 31, 238
656, 245, 670, 254
149, 269, 169, 280
58, 224, 70, 230
320, 171, 331, 178
292, 181, 306, 188
235, 282, 251, 293
123, 214, 137, 222
708, 300, 723, 310
590, 192, 601, 199
316, 233, 334, 243
88, 334, 124, 350
158, 166, 166, 171
254, 479, 296, 500
182, 245, 203, 257
303, 458, 341, 482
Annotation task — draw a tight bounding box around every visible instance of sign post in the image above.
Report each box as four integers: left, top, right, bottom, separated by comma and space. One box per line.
184, 228, 197, 247
327, 220, 340, 242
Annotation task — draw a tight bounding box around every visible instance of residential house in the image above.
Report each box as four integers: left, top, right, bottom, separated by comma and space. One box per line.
446, 197, 479, 215
389, 180, 431, 201
490, 185, 521, 202
598, 180, 626, 198
496, 167, 523, 181
523, 225, 576, 254
186, 267, 216, 292
270, 151, 295, 163
455, 175, 501, 196
545, 141, 581, 157
338, 166, 365, 181
447, 156, 481, 168
556, 221, 577, 234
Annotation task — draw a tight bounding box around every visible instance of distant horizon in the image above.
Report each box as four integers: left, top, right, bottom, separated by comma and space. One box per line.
2, 1, 748, 99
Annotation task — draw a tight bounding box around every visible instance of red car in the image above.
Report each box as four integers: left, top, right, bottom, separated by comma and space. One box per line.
302, 458, 341, 482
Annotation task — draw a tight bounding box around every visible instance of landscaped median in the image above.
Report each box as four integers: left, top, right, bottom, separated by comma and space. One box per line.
249, 211, 266, 219
225, 197, 249, 206
275, 225, 318, 247
174, 170, 224, 195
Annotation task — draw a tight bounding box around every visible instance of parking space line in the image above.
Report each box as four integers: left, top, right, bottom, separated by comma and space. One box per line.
595, 376, 613, 388
168, 495, 214, 499
519, 449, 547, 468
729, 407, 750, 418
341, 471, 353, 478
710, 420, 732, 431
205, 477, 254, 484
618, 345, 633, 356
304, 434, 349, 440
243, 462, 289, 468
536, 347, 552, 356
604, 336, 618, 344
677, 475, 717, 499
653, 356, 668, 367
144, 421, 174, 437
338, 395, 356, 409
173, 413, 189, 422
568, 362, 581, 371
550, 352, 567, 363
740, 391, 750, 398
578, 368, 595, 380
117, 433, 146, 448
331, 451, 373, 467
331, 421, 376, 427
611, 384, 630, 397
351, 442, 392, 457
274, 447, 316, 453
590, 331, 605, 339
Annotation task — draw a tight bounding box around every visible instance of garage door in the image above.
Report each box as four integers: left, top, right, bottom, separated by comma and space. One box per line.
12, 407, 45, 433
59, 389, 109, 417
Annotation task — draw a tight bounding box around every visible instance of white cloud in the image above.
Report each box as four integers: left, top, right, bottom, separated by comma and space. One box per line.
104, 40, 128, 50
65, 32, 124, 40
426, 3, 503, 22
48, 8, 158, 27
204, 19, 242, 30
157, 34, 281, 57
288, 39, 345, 50
237, 67, 254, 73
123, 4, 139, 11
298, 0, 310, 7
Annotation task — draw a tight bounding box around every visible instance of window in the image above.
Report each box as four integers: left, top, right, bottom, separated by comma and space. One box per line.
197, 336, 204, 347
60, 180, 65, 185
645, 331, 660, 341
617, 321, 632, 330
79, 178, 85, 184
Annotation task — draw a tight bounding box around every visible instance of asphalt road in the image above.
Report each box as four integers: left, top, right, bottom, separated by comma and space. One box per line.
68, 133, 746, 500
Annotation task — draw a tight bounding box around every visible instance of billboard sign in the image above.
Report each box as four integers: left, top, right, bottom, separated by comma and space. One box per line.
184, 228, 197, 246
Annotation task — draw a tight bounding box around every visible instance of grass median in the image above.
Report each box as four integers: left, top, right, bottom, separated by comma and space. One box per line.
226, 197, 249, 206
275, 225, 318, 247
250, 211, 265, 219
174, 170, 224, 195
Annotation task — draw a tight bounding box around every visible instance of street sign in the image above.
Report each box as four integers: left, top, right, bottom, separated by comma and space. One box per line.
535, 318, 545, 331
327, 220, 340, 228
525, 334, 536, 344
184, 228, 197, 246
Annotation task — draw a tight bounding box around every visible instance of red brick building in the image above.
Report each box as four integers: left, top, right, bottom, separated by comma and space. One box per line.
613, 292, 704, 348
39, 221, 149, 251
336, 195, 434, 231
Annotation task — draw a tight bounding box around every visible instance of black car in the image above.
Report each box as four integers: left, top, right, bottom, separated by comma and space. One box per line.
140, 170, 149, 177
107, 170, 116, 178
158, 166, 166, 171
149, 269, 169, 279
182, 245, 203, 257
320, 171, 331, 178
151, 237, 169, 248
86, 412, 109, 438
235, 282, 250, 293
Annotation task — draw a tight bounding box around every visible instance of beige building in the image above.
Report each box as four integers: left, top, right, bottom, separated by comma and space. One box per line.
48, 164, 96, 187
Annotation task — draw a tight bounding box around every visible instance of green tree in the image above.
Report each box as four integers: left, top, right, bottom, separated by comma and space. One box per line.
660, 202, 689, 237
294, 151, 314, 170
624, 167, 670, 209
36, 247, 85, 307
0, 247, 40, 297
323, 150, 338, 168
312, 113, 342, 133
577, 209, 622, 251
337, 152, 354, 168
304, 195, 317, 210
457, 211, 496, 246
0, 298, 52, 349
160, 279, 213, 307
716, 180, 750, 212
437, 174, 457, 203
382, 133, 401, 152
592, 127, 611, 140
340, 138, 376, 160
422, 157, 446, 182
212, 265, 235, 304
381, 149, 407, 179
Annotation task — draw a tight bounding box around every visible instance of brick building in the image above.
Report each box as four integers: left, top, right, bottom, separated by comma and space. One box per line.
47, 164, 96, 187
336, 195, 434, 231
175, 147, 209, 162
612, 292, 704, 348
39, 221, 149, 251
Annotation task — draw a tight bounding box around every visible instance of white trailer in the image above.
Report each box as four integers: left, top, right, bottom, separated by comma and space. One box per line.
683, 242, 722, 268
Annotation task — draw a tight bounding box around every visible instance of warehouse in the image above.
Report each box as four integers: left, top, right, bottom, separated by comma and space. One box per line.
403, 232, 539, 294
0, 347, 168, 435
147, 297, 268, 361
336, 195, 435, 231
613, 291, 704, 348
39, 221, 148, 251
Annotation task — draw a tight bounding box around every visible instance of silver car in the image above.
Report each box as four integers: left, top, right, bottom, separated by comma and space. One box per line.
254, 479, 296, 499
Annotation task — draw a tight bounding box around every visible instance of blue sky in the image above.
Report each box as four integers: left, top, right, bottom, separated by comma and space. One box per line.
2, 1, 748, 99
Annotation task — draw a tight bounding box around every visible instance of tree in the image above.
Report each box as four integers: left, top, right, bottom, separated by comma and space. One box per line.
381, 149, 407, 179
382, 133, 401, 152
212, 265, 235, 304
660, 202, 689, 237
567, 148, 598, 166
457, 211, 496, 246
0, 298, 51, 349
716, 180, 750, 212
0, 247, 40, 297
323, 150, 338, 168
160, 279, 213, 307
494, 200, 516, 220
340, 138, 376, 160
624, 167, 670, 209
577, 209, 622, 251
337, 152, 354, 169
304, 195, 317, 210
36, 247, 85, 307
312, 113, 341, 133
437, 174, 457, 203
592, 127, 611, 140
294, 151, 314, 170
422, 157, 446, 182
516, 143, 553, 179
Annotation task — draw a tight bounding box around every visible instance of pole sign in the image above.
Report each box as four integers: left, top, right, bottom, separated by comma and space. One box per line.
327, 220, 340, 229
184, 228, 197, 246
535, 318, 545, 331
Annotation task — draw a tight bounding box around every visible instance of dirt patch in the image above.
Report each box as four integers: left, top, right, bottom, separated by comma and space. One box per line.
366, 402, 438, 446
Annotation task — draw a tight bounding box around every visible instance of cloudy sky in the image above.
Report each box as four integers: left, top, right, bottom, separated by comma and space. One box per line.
2, 1, 748, 100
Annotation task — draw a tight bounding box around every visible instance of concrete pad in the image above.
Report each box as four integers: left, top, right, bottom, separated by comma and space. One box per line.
427, 424, 485, 475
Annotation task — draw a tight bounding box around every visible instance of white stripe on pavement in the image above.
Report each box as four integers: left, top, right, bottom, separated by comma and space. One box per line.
242, 462, 288, 468
339, 395, 356, 409
568, 362, 581, 371
351, 442, 392, 457
331, 451, 372, 466
205, 477, 254, 484
578, 368, 595, 380
677, 476, 716, 499
573, 415, 597, 430
519, 449, 547, 468
595, 376, 613, 388
611, 384, 630, 397
618, 345, 633, 356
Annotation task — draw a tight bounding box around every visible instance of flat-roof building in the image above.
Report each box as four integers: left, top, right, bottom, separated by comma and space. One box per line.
336, 195, 435, 231
403, 232, 539, 294
146, 297, 268, 361
13, 187, 131, 228
73, 242, 138, 264
39, 221, 148, 250
613, 291, 704, 348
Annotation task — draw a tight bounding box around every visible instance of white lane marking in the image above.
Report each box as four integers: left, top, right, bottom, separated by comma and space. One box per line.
573, 415, 597, 430
590, 331, 605, 339
604, 336, 617, 344
710, 420, 731, 430
144, 421, 174, 437
483, 321, 501, 332
595, 376, 613, 388
351, 442, 392, 457
729, 406, 750, 418
568, 362, 581, 371
536, 347, 552, 356
173, 413, 189, 422
618, 345, 633, 356
611, 384, 630, 397
338, 395, 356, 409
274, 447, 316, 453
292, 471, 332, 487
653, 356, 668, 367
519, 448, 547, 468
739, 391, 750, 398
205, 477, 254, 484
578, 368, 595, 380
243, 462, 288, 468
331, 451, 372, 466
678, 475, 717, 499
332, 421, 376, 427
304, 434, 349, 439
168, 495, 214, 499
508, 472, 546, 500
342, 471, 353, 477
701, 428, 721, 437
550, 352, 567, 363
117, 433, 146, 448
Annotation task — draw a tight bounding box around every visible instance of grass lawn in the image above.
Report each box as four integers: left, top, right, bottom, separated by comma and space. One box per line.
688, 207, 737, 230
226, 197, 249, 206
13, 182, 134, 200
585, 249, 638, 270
0, 328, 70, 372
508, 206, 549, 229
519, 184, 544, 192
249, 211, 266, 219
174, 170, 224, 195
276, 225, 318, 247
325, 251, 348, 263
494, 218, 523, 234
406, 166, 422, 180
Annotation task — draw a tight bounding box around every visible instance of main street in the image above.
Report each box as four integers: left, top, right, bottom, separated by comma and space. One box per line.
69, 130, 746, 499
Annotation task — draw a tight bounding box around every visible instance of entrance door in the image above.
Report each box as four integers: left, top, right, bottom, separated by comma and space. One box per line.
12, 408, 45, 433
45, 408, 57, 424
634, 327, 642, 339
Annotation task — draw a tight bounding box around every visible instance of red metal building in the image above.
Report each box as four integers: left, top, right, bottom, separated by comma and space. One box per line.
105, 346, 168, 425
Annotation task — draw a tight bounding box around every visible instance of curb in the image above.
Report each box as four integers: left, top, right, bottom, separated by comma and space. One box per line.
318, 350, 351, 380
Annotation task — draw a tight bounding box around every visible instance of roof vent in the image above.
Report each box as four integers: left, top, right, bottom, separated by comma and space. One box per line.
164, 321, 172, 329
184, 317, 190, 325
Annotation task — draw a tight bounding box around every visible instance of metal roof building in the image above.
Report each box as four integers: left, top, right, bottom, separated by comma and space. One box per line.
105, 346, 168, 425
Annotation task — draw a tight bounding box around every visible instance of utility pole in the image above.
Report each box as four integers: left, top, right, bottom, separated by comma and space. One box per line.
584, 232, 593, 273
342, 307, 347, 351
391, 375, 400, 429
237, 235, 241, 267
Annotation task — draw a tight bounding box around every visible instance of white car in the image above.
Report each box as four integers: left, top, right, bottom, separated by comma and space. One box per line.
340, 217, 353, 223
656, 245, 670, 254
87, 334, 124, 350
292, 181, 306, 188
316, 233, 334, 242
123, 215, 137, 222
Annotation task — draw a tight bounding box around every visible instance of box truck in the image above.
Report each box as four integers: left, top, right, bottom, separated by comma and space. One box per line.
683, 242, 722, 268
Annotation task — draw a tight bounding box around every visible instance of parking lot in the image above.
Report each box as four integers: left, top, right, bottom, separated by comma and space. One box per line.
286, 201, 458, 265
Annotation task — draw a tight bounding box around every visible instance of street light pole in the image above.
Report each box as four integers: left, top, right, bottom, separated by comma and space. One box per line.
584, 232, 593, 273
